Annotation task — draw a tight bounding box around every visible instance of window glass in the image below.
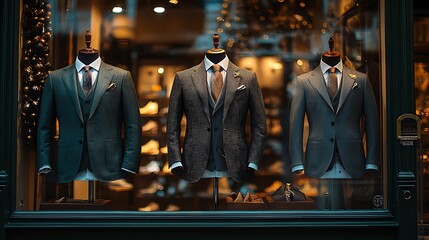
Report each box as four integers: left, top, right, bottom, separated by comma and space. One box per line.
17, 0, 384, 212
414, 16, 429, 236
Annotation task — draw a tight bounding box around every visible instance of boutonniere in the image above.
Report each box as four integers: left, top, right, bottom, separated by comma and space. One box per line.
107, 82, 117, 91
349, 73, 357, 79
352, 82, 358, 89
233, 70, 242, 78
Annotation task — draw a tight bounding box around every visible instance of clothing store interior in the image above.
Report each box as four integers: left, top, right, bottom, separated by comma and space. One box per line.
19, 0, 427, 215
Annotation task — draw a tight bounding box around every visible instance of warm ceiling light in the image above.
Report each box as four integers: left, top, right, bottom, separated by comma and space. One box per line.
154, 6, 165, 13
112, 6, 123, 13
169, 0, 178, 4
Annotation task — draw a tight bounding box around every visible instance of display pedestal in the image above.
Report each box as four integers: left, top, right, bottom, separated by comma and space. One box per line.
39, 199, 111, 210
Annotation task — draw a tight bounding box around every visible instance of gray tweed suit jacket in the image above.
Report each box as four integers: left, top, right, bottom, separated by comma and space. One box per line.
37, 61, 142, 183
167, 61, 267, 183
289, 65, 379, 178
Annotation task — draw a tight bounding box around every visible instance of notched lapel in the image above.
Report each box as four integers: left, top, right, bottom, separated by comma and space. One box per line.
223, 63, 241, 122
62, 64, 83, 122
337, 67, 354, 113
191, 63, 211, 123
89, 62, 113, 119
308, 66, 334, 112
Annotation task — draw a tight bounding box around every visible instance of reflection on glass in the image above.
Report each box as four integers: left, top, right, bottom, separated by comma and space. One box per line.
17, 0, 383, 212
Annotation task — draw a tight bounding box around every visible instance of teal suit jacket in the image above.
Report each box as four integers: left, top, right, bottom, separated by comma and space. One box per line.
37, 62, 141, 183
289, 65, 379, 178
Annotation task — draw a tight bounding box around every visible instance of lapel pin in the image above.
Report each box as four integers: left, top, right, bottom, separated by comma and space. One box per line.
233, 70, 242, 78
352, 82, 358, 89
349, 73, 357, 79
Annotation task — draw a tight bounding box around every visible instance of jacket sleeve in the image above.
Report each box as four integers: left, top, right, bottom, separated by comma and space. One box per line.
247, 73, 267, 167
167, 73, 184, 167
37, 74, 56, 171
120, 71, 142, 173
363, 76, 380, 166
289, 75, 306, 170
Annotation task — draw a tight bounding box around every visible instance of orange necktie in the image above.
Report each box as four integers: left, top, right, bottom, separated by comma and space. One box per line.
327, 67, 338, 97
211, 64, 223, 101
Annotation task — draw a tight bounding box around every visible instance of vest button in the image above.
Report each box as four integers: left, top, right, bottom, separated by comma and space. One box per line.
79, 140, 82, 144
331, 121, 335, 126
207, 128, 211, 132
330, 138, 334, 142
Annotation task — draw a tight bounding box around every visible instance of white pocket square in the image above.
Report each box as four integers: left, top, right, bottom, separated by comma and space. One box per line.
107, 82, 117, 91
237, 85, 246, 91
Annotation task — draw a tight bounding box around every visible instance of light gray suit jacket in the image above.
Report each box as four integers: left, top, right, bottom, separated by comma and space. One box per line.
167, 61, 267, 183
289, 65, 379, 178
37, 62, 142, 183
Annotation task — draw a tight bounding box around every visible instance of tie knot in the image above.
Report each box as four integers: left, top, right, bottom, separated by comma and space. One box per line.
329, 67, 336, 74
212, 64, 221, 72
84, 66, 91, 72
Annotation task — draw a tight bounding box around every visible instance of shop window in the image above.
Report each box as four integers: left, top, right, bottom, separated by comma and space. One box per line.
17, 0, 385, 212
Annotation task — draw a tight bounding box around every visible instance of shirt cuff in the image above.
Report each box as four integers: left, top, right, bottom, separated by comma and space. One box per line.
366, 164, 379, 171
248, 163, 258, 171
171, 162, 183, 169
38, 165, 52, 175
121, 168, 136, 174
291, 164, 304, 173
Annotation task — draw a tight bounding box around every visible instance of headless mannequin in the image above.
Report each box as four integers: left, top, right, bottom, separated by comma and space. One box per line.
76, 30, 99, 202
321, 36, 341, 67
78, 30, 99, 65
320, 36, 348, 209
205, 34, 226, 64
171, 34, 255, 210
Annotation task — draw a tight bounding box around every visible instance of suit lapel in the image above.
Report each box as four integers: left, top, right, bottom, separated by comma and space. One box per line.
223, 62, 241, 122
89, 62, 113, 119
191, 62, 211, 123
62, 64, 83, 122
308, 66, 334, 112
337, 66, 354, 113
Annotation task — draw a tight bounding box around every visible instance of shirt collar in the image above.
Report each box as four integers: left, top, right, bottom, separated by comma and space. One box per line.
320, 58, 343, 74
204, 54, 229, 72
75, 56, 102, 72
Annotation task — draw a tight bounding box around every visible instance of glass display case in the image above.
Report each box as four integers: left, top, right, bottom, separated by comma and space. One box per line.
1, 0, 423, 239
15, 0, 386, 213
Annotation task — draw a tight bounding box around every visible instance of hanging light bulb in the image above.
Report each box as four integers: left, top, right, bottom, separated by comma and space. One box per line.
112, 6, 123, 13
154, 6, 165, 14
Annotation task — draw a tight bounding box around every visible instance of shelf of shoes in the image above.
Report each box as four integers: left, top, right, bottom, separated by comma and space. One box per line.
139, 96, 170, 177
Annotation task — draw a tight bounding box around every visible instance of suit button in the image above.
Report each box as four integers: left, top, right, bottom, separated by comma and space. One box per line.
81, 123, 84, 127
331, 122, 335, 126
330, 138, 334, 142
207, 128, 211, 132
79, 140, 82, 144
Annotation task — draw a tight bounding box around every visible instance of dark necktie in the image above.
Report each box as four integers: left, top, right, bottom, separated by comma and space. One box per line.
328, 67, 338, 97
211, 64, 223, 101
83, 66, 92, 95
